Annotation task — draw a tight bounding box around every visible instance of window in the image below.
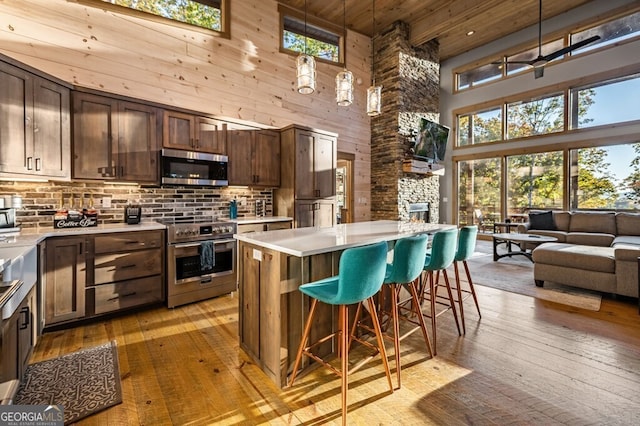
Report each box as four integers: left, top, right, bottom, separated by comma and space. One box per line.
457, 63, 502, 90
457, 107, 502, 146
454, 8, 640, 91
571, 11, 640, 53
507, 152, 564, 212
86, 0, 229, 36
569, 143, 640, 210
279, 5, 344, 65
570, 74, 640, 129
458, 158, 502, 232
507, 93, 564, 139
505, 38, 564, 76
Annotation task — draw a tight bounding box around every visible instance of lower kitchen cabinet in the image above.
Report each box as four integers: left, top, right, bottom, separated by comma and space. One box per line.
44, 236, 87, 326
1, 286, 36, 382
43, 230, 165, 329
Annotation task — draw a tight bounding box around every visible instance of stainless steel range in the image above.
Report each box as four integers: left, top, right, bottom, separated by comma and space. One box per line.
160, 216, 237, 308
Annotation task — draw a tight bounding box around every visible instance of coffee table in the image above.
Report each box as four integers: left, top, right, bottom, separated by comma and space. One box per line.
492, 233, 558, 262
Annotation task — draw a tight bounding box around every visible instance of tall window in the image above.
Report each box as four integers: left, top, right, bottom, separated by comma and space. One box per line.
569, 143, 640, 210
279, 5, 343, 65
457, 107, 502, 146
458, 158, 501, 232
88, 0, 228, 35
571, 74, 640, 129
507, 152, 564, 213
507, 93, 564, 139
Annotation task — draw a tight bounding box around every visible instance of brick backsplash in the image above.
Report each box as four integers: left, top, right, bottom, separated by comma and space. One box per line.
0, 181, 271, 230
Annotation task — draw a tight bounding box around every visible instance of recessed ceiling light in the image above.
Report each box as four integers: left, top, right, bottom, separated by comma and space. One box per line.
466, 30, 475, 36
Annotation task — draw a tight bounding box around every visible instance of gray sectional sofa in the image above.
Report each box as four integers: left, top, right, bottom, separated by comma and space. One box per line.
517, 211, 640, 298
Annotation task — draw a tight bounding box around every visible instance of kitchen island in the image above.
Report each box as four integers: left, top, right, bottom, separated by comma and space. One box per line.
234, 220, 456, 388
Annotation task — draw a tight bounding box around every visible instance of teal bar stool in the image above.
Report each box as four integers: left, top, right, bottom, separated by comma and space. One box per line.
288, 241, 393, 426
420, 227, 460, 355
381, 234, 433, 389
452, 226, 481, 334
350, 234, 433, 389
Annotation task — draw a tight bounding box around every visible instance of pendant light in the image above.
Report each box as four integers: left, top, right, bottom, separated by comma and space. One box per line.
367, 0, 382, 116
297, 0, 316, 94
335, 0, 353, 106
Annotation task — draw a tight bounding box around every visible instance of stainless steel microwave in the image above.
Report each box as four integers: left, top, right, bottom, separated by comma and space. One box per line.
161, 148, 228, 186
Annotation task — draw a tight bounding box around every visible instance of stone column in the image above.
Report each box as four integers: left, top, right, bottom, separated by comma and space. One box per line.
370, 21, 441, 222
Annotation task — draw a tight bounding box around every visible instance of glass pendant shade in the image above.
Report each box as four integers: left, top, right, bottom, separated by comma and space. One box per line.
335, 69, 354, 106
366, 85, 382, 116
297, 54, 316, 94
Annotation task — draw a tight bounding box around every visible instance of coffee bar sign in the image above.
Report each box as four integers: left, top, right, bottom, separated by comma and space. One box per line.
54, 210, 98, 228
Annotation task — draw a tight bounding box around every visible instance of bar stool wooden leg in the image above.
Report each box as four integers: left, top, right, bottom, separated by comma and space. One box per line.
464, 260, 482, 317
367, 296, 394, 393
288, 298, 319, 387
453, 261, 467, 334
340, 304, 348, 426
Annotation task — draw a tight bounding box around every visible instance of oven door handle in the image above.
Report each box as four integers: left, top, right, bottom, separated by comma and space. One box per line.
172, 239, 236, 249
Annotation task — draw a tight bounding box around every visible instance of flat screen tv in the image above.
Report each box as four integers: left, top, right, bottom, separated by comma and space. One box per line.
412, 118, 450, 163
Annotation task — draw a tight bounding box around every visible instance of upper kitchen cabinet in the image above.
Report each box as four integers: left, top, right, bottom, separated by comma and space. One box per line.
0, 61, 71, 180
227, 129, 280, 187
73, 92, 161, 183
275, 125, 337, 228
163, 110, 227, 154
281, 125, 337, 199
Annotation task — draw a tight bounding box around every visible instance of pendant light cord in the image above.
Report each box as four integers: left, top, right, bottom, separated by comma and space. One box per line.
304, 0, 308, 55
372, 0, 376, 85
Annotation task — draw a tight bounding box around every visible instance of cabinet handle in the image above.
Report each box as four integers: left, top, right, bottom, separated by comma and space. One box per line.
125, 241, 142, 245
190, 138, 195, 147
195, 139, 199, 149
120, 166, 124, 177
19, 306, 30, 330
35, 157, 42, 171
108, 291, 136, 301
27, 157, 33, 170
315, 189, 321, 197
121, 264, 137, 269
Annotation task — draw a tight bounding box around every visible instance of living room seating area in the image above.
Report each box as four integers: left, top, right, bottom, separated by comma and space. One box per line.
517, 211, 640, 298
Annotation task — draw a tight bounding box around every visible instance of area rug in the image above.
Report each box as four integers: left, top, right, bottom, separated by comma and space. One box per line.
463, 242, 602, 311
14, 341, 122, 425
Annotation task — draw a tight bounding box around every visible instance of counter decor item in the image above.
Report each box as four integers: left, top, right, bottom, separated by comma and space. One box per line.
124, 205, 142, 225
54, 201, 98, 229
229, 199, 238, 219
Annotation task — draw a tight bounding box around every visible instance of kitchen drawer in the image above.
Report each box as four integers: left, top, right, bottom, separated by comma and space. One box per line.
94, 231, 163, 254
94, 248, 162, 285
266, 221, 292, 231
94, 276, 163, 315
237, 223, 266, 233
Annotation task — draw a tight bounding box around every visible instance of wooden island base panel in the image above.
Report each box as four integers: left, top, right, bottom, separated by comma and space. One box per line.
235, 220, 456, 388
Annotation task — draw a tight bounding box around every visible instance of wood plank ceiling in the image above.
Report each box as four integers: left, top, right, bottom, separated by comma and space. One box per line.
277, 0, 597, 60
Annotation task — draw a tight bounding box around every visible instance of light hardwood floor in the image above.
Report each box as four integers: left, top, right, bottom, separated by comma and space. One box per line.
32, 268, 640, 425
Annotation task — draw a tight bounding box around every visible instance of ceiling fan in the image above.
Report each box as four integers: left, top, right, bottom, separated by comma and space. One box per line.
496, 0, 601, 78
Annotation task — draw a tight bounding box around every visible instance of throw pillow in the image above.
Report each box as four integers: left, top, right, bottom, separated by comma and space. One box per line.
529, 211, 556, 230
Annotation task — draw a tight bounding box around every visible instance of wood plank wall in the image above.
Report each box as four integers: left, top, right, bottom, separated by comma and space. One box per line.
0, 0, 373, 222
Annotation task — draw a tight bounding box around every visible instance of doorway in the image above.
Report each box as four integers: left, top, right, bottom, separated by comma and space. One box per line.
337, 153, 354, 223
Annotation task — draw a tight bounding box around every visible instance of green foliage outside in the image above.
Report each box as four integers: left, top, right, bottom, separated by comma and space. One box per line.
458, 88, 639, 227
284, 31, 339, 62
109, 0, 221, 31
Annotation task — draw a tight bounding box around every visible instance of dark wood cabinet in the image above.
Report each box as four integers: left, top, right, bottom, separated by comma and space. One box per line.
43, 236, 87, 326
163, 110, 227, 154
275, 125, 337, 228
228, 129, 280, 186
294, 200, 335, 228
1, 287, 36, 383
73, 92, 160, 183
43, 230, 165, 329
292, 128, 336, 199
0, 61, 70, 179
